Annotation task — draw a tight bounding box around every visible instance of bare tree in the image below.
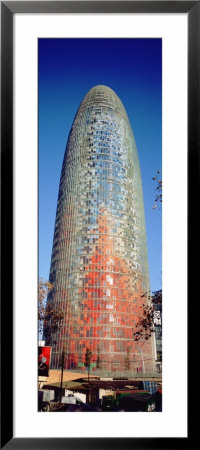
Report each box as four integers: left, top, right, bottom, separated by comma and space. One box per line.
133, 290, 162, 341
124, 346, 131, 370
38, 278, 63, 344
96, 345, 102, 370
84, 348, 92, 382
152, 170, 162, 209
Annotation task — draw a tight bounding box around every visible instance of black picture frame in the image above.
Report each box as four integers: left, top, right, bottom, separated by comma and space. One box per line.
0, 1, 197, 449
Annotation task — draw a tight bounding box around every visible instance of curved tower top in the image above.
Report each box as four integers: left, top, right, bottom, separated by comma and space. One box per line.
79, 84, 129, 117
46, 85, 155, 376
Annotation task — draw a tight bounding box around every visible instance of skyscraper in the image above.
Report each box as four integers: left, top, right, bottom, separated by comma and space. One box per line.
45, 85, 156, 376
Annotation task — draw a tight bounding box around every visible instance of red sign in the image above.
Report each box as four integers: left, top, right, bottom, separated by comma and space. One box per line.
38, 346, 51, 377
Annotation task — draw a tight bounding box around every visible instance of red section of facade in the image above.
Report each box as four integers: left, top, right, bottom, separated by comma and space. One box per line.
51, 210, 155, 374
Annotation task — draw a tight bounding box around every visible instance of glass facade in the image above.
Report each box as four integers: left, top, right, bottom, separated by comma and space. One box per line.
45, 85, 156, 375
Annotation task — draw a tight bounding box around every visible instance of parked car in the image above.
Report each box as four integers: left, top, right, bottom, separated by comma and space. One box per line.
38, 389, 55, 412
64, 403, 92, 412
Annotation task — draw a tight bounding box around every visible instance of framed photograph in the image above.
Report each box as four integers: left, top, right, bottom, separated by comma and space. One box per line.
1, 1, 196, 448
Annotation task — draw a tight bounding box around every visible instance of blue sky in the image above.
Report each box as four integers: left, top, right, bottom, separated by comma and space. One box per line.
39, 38, 162, 292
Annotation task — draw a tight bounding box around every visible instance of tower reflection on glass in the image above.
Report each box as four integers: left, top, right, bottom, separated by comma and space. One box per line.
45, 85, 156, 376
